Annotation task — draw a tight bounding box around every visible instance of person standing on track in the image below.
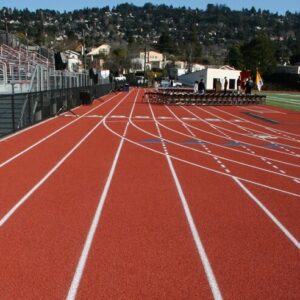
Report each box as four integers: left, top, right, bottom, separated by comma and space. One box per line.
237, 76, 241, 94
223, 76, 228, 94
198, 79, 206, 95
193, 81, 199, 93
245, 77, 253, 95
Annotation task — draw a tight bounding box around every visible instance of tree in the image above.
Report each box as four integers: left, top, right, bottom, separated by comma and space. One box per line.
241, 35, 276, 74
157, 32, 179, 55
228, 43, 244, 69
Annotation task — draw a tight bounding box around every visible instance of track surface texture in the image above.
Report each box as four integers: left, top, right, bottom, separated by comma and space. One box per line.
0, 88, 299, 299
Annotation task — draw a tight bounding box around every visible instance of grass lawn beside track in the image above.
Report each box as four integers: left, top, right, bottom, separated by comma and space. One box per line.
258, 91, 300, 111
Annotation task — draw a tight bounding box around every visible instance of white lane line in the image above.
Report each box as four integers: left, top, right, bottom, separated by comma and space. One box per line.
149, 103, 223, 300
0, 94, 111, 143
212, 106, 300, 140
129, 108, 300, 251
0, 115, 56, 142
0, 122, 101, 226
66, 90, 139, 300
181, 107, 293, 181
0, 93, 130, 226
110, 115, 300, 198
111, 115, 127, 118
233, 177, 300, 249
128, 109, 300, 189
0, 93, 121, 168
166, 106, 300, 166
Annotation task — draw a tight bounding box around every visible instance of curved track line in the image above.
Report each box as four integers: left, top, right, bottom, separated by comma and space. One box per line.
150, 101, 300, 250
148, 102, 223, 300
66, 89, 140, 300
212, 106, 300, 139
0, 93, 121, 168
0, 92, 132, 227
104, 117, 300, 250
127, 110, 300, 182
194, 106, 300, 149
165, 106, 299, 167
0, 115, 56, 143
179, 106, 300, 152
0, 93, 112, 143
103, 113, 300, 198
164, 106, 298, 179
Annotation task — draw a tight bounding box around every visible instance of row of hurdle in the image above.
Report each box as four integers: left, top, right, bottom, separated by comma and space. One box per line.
143, 89, 266, 106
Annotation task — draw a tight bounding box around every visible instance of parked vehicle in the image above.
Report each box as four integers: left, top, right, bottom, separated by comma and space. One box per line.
114, 75, 126, 81
160, 79, 182, 87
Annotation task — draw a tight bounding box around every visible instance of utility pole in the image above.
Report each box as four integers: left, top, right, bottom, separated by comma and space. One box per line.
4, 9, 9, 45
82, 29, 87, 86
144, 45, 147, 86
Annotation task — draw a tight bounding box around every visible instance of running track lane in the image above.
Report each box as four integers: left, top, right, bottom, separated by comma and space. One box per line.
147, 99, 300, 299
126, 105, 300, 197
0, 93, 119, 163
0, 93, 130, 216
71, 90, 218, 299
0, 91, 135, 298
0, 88, 299, 299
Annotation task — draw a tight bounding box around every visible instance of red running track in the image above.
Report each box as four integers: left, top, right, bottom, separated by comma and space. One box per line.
0, 88, 299, 299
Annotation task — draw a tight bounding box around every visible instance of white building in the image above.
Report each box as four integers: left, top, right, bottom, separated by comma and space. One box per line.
131, 50, 165, 72
64, 50, 82, 72
179, 66, 241, 90
87, 44, 111, 57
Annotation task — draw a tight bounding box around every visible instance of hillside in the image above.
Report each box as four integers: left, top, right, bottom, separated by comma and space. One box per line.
1, 3, 300, 67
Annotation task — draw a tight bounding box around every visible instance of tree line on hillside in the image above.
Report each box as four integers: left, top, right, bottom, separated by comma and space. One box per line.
0, 3, 300, 76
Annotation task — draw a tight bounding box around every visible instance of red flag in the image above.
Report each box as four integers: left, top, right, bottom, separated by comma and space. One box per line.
240, 70, 251, 89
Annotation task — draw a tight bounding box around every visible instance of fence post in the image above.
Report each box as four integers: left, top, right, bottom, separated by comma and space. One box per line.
10, 82, 16, 132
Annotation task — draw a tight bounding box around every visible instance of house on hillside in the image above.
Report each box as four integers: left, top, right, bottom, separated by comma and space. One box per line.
87, 44, 111, 57
131, 50, 165, 72
179, 65, 241, 90
64, 50, 82, 72
169, 62, 205, 79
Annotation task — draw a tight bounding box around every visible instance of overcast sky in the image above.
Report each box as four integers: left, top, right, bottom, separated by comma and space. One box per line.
1, 0, 299, 15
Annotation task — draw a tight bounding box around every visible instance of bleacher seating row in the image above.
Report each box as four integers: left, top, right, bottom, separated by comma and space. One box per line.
143, 91, 266, 105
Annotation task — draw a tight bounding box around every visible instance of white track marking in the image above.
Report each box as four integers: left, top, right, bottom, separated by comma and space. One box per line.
0, 92, 132, 226
233, 177, 300, 249
0, 94, 111, 143
135, 108, 300, 180
148, 102, 223, 300
164, 106, 300, 168
66, 90, 139, 300
0, 115, 55, 142
212, 107, 300, 139
105, 112, 300, 198
154, 100, 300, 249
191, 106, 300, 150
178, 107, 293, 179
127, 118, 300, 195
0, 93, 120, 168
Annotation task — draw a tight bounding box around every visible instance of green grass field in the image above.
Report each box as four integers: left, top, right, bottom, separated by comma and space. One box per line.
261, 91, 300, 111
